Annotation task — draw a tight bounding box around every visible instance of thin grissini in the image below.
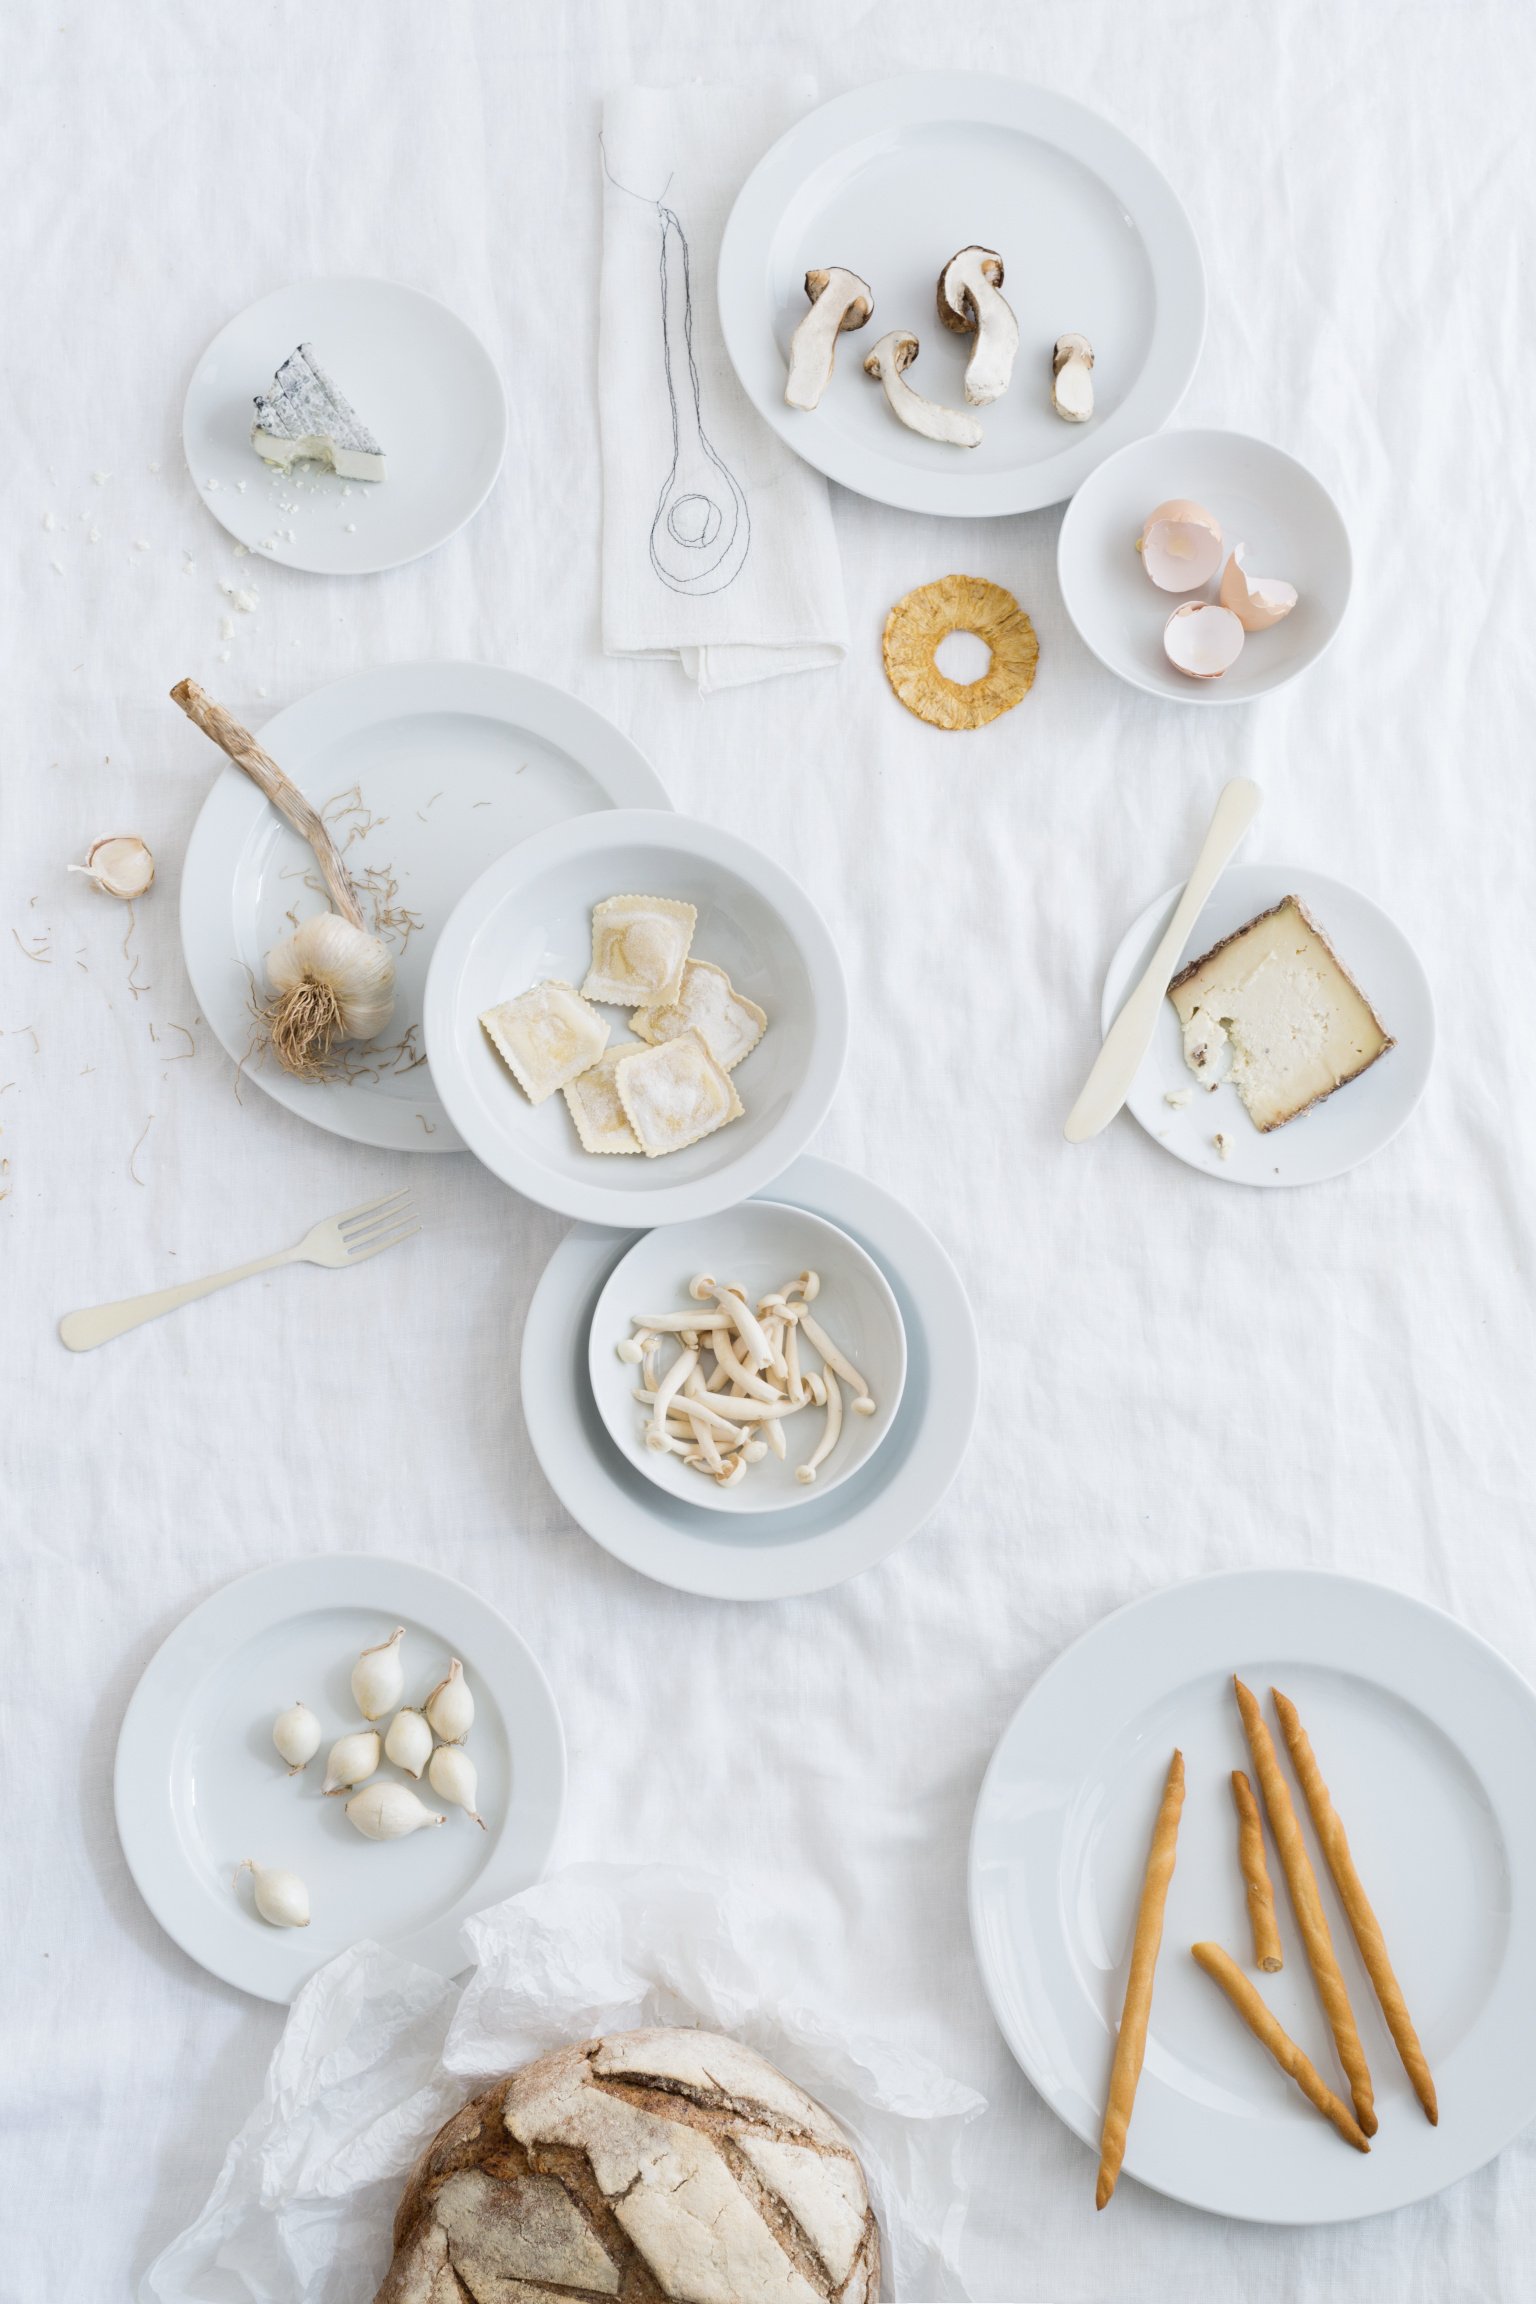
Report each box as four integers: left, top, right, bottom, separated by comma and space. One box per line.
1191, 1942, 1370, 2153
1232, 1769, 1284, 1972
1096, 1749, 1185, 2210
1272, 1686, 1438, 2125
1233, 1678, 1377, 2137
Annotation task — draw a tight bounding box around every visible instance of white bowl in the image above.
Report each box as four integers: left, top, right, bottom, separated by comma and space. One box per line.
423, 810, 848, 1224
1057, 427, 1351, 703
587, 1202, 908, 1516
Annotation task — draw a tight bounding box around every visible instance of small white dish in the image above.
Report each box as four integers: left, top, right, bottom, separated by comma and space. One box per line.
719, 72, 1204, 518
521, 1155, 976, 1599
183, 278, 507, 575
970, 1569, 1536, 2222
179, 663, 669, 1152
1058, 428, 1351, 701
424, 811, 848, 1226
1101, 863, 1433, 1187
114, 1554, 565, 2003
587, 1201, 907, 1516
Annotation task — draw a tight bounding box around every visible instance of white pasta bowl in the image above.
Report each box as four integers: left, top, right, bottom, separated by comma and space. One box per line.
587, 1202, 907, 1515
424, 811, 848, 1223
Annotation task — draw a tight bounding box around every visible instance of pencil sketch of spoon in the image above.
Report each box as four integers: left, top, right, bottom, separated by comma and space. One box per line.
648, 204, 751, 595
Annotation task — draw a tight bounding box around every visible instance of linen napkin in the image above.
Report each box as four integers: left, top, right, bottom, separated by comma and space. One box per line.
600, 83, 849, 693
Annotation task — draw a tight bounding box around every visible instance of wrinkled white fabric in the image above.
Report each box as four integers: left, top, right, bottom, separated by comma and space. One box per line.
4, 4, 1535, 2302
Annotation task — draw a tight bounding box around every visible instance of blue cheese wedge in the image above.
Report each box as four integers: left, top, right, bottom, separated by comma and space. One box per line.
1168, 896, 1392, 1131
251, 345, 386, 481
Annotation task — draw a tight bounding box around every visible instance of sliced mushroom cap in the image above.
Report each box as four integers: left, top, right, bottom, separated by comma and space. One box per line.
1051, 333, 1095, 424
936, 246, 1019, 406
784, 265, 875, 411
862, 330, 984, 449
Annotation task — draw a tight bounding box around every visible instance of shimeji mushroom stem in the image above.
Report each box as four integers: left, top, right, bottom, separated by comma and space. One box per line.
796, 1370, 843, 1484
796, 1309, 876, 1415
710, 1325, 782, 1401
647, 1343, 698, 1448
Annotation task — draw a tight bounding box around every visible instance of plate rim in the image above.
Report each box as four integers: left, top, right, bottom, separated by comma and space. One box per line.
113, 1552, 568, 2004
718, 69, 1206, 517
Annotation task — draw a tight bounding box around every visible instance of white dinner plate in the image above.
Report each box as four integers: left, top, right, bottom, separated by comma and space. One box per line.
521, 1154, 976, 1600
1057, 429, 1352, 702
1101, 864, 1434, 1187
587, 1200, 907, 1516
183, 278, 507, 574
969, 1570, 1536, 2222
718, 73, 1205, 517
115, 1555, 566, 2003
424, 811, 848, 1225
180, 663, 670, 1151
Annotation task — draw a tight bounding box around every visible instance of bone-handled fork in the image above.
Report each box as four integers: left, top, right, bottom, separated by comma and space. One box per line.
58, 1188, 419, 1352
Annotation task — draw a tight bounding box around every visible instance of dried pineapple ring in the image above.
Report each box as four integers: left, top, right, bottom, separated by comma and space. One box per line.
880, 574, 1038, 730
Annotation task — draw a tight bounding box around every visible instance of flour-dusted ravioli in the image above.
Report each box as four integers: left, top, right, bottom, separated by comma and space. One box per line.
561, 1042, 644, 1155
615, 1030, 743, 1158
581, 893, 696, 1008
632, 959, 767, 1073
480, 980, 609, 1105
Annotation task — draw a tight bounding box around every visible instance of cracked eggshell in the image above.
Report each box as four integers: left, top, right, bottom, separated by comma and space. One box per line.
1138, 500, 1223, 592
1220, 544, 1299, 632
1163, 601, 1246, 680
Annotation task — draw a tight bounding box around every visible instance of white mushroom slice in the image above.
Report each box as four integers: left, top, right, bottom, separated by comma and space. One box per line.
1219, 544, 1299, 632
936, 246, 1019, 406
480, 980, 608, 1105
862, 331, 983, 449
582, 895, 696, 1009
647, 1342, 698, 1448
784, 266, 874, 411
1137, 500, 1224, 592
615, 1033, 743, 1158
796, 1308, 876, 1415
1163, 600, 1246, 681
1051, 332, 1095, 423
561, 1040, 644, 1154
632, 960, 767, 1072
795, 1370, 843, 1484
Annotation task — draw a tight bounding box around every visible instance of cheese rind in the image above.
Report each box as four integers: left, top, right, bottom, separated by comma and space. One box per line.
251, 344, 386, 481
1168, 896, 1393, 1132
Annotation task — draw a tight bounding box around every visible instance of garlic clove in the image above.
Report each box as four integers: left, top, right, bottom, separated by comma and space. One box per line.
1137, 500, 1224, 592
345, 1781, 445, 1840
350, 1627, 406, 1721
236, 1858, 310, 1928
423, 1656, 474, 1744
428, 1742, 486, 1829
1219, 544, 1299, 632
383, 1706, 433, 1780
68, 834, 156, 900
322, 1728, 381, 1796
1163, 601, 1247, 680
272, 1700, 321, 1775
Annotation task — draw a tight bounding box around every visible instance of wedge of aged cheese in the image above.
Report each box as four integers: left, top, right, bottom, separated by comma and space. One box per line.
1168, 896, 1393, 1131
251, 344, 386, 481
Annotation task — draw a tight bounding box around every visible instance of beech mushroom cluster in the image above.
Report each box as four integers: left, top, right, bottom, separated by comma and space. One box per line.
1136, 500, 1299, 681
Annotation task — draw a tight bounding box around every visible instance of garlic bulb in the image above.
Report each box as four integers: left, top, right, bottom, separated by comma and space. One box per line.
69, 834, 156, 900
263, 913, 396, 1080
424, 1657, 474, 1744
384, 1707, 433, 1779
345, 1782, 445, 1841
272, 1700, 321, 1775
322, 1728, 381, 1796
236, 1858, 310, 1928
351, 1627, 406, 1720
428, 1742, 486, 1829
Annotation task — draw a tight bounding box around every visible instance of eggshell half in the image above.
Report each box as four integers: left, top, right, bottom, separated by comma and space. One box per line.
1220, 544, 1299, 632
1138, 500, 1223, 592
1163, 601, 1246, 680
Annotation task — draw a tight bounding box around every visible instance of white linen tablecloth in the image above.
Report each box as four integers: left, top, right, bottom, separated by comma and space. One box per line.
4, 4, 1534, 2298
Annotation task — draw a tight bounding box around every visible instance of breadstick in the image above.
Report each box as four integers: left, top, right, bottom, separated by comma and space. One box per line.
1191, 1942, 1370, 2152
1233, 1678, 1376, 2137
1096, 1749, 1185, 2210
1231, 1770, 1283, 1972
1272, 1687, 1437, 2125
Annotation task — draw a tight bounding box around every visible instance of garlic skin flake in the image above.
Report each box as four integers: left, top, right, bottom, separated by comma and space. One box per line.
236, 1858, 310, 1928
264, 913, 396, 1079
271, 1700, 321, 1774
428, 1742, 486, 1828
345, 1782, 445, 1840
68, 834, 156, 900
384, 1707, 433, 1780
322, 1728, 381, 1796
351, 1626, 406, 1720
424, 1657, 474, 1744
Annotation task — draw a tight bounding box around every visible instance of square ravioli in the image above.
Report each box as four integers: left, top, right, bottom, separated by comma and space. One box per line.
581, 893, 696, 1008
480, 980, 609, 1105
632, 959, 767, 1073
561, 1042, 643, 1155
614, 1030, 744, 1158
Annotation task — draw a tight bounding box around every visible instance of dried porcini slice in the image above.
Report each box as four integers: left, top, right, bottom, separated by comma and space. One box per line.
880, 573, 1039, 730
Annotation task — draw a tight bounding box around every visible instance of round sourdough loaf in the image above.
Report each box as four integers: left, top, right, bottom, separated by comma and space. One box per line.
373, 2026, 881, 2304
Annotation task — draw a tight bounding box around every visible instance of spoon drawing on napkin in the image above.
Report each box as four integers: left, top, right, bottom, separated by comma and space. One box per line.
647, 202, 751, 595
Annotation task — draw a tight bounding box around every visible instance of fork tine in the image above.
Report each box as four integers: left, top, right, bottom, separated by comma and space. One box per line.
344, 1222, 421, 1263
332, 1184, 412, 1228
342, 1202, 416, 1248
